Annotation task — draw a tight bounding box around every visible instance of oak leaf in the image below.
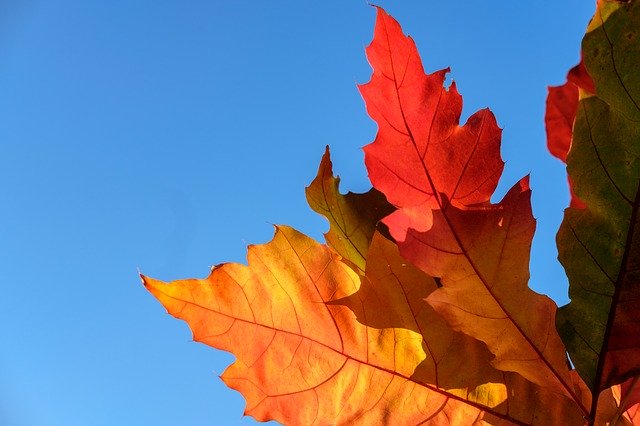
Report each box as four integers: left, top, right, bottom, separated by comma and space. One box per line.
305, 146, 394, 274
360, 6, 582, 407
142, 225, 584, 424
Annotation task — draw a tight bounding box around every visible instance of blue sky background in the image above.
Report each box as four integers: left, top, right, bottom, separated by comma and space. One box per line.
0, 1, 596, 425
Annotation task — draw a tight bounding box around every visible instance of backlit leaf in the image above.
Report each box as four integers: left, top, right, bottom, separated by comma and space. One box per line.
142, 3, 640, 424
611, 376, 640, 424
545, 59, 594, 208
555, 0, 640, 397
144, 225, 586, 424
305, 146, 394, 274
546, 59, 595, 164
359, 6, 584, 409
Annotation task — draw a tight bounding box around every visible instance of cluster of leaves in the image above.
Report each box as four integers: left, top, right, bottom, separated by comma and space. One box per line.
143, 2, 640, 424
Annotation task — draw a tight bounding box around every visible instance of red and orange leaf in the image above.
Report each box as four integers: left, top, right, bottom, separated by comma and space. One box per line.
592, 386, 636, 425
626, 405, 640, 425
305, 146, 394, 274
621, 377, 640, 415
143, 226, 584, 424
359, 6, 585, 410
333, 232, 585, 425
141, 4, 640, 424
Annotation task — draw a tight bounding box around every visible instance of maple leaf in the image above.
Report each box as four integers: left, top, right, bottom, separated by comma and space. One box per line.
552, 0, 640, 411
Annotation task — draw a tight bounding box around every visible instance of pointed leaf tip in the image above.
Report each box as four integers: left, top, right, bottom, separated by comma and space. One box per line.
306, 146, 394, 273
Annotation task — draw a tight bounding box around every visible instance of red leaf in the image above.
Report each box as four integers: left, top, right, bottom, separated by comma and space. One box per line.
360, 10, 503, 211
545, 59, 594, 209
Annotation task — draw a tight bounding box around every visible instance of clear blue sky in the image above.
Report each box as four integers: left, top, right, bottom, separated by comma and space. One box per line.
0, 1, 595, 425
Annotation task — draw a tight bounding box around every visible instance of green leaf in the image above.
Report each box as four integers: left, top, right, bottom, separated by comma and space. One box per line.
305, 146, 394, 274
556, 0, 640, 394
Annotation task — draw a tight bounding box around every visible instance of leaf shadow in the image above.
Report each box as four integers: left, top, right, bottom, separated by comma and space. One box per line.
328, 232, 501, 393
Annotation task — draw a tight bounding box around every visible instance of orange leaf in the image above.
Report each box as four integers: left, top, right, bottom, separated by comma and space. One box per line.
141, 4, 640, 423
144, 226, 584, 424
359, 6, 586, 411
143, 227, 501, 424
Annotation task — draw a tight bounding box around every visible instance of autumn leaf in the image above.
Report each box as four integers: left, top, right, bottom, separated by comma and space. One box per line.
611, 377, 640, 424
142, 3, 640, 424
143, 228, 488, 424
545, 58, 594, 209
143, 225, 586, 425
626, 404, 640, 424
141, 145, 585, 424
305, 146, 394, 274
331, 232, 586, 425
359, 6, 585, 410
309, 155, 584, 423
554, 0, 640, 403
545, 59, 595, 164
